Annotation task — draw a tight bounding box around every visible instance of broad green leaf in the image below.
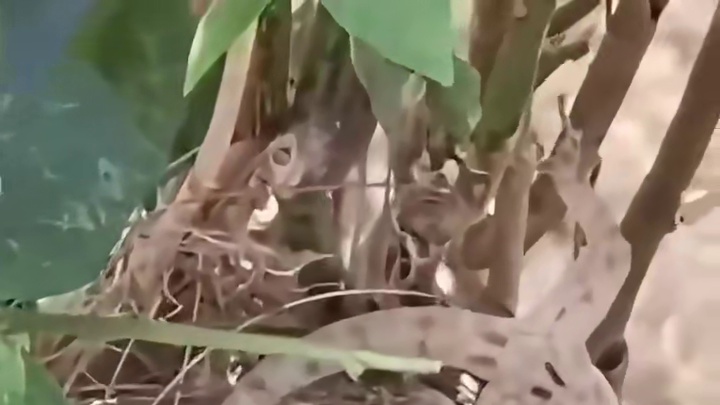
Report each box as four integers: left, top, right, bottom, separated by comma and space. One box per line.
0, 61, 165, 301
0, 0, 212, 300
0, 308, 441, 376
0, 334, 66, 405
71, 0, 199, 153
21, 353, 70, 405
426, 56, 482, 143
350, 37, 424, 135
322, 0, 454, 86
0, 338, 25, 405
184, 0, 270, 94
0, 5, 6, 82
36, 284, 93, 315
0, 0, 93, 95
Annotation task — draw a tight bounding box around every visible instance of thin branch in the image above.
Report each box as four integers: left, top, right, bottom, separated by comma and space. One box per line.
575, 0, 667, 175
535, 38, 591, 88
572, 159, 602, 258
547, 0, 601, 37
588, 0, 720, 367
246, 0, 293, 141
190, 0, 211, 17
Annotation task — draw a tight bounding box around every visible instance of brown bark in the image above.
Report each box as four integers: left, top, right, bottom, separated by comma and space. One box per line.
547, 0, 601, 37
588, 0, 720, 376
460, 0, 668, 272
524, 0, 669, 250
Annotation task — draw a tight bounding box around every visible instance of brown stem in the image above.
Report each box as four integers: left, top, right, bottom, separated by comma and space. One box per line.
470, 0, 555, 212
184, 38, 255, 191
129, 2, 292, 310
481, 125, 537, 316
588, 0, 720, 368
161, 0, 292, 268
469, 0, 514, 99
456, 0, 667, 279
547, 0, 601, 37
190, 0, 211, 17
523, 0, 668, 252
535, 38, 591, 88
233, 0, 292, 144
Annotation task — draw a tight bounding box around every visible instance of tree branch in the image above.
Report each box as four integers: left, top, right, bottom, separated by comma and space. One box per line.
449, 0, 555, 310
455, 0, 668, 282
469, 0, 514, 98
588, 0, 720, 370
469, 0, 555, 212
524, 0, 669, 251
535, 38, 591, 88
547, 0, 601, 37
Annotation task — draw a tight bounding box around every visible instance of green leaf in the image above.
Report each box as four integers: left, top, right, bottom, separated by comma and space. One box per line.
36, 285, 93, 315
322, 0, 454, 85
0, 338, 25, 405
0, 0, 213, 301
21, 353, 70, 405
184, 0, 270, 95
71, 0, 199, 153
0, 334, 67, 405
426, 56, 482, 143
0, 308, 441, 377
0, 61, 165, 301
351, 37, 415, 135
0, 5, 6, 82
71, 0, 226, 209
